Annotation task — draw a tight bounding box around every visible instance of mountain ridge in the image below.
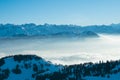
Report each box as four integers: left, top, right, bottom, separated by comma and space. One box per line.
1, 23, 120, 38
0, 54, 120, 80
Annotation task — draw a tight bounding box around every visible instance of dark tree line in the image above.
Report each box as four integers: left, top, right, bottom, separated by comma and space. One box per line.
12, 64, 22, 74
34, 60, 120, 80
0, 69, 10, 80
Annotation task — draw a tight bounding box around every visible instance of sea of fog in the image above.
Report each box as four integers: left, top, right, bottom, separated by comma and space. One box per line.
0, 34, 120, 65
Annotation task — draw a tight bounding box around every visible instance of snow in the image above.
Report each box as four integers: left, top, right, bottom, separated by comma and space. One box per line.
1, 57, 17, 69
0, 55, 62, 80
0, 55, 120, 80
8, 68, 34, 80
85, 72, 120, 80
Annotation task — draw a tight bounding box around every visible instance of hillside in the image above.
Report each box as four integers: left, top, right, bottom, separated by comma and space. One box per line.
0, 55, 120, 80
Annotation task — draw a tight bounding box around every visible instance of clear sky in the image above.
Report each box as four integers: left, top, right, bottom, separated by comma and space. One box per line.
0, 0, 120, 26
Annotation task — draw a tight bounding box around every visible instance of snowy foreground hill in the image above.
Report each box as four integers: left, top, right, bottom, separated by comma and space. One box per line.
0, 55, 120, 80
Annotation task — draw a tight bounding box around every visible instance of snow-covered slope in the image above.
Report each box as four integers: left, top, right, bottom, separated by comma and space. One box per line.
0, 55, 62, 80
0, 55, 120, 80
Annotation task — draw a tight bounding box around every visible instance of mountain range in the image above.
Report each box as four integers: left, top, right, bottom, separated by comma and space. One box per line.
1, 23, 120, 38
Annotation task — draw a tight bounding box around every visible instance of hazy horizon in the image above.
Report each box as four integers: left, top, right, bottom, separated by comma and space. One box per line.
0, 22, 120, 27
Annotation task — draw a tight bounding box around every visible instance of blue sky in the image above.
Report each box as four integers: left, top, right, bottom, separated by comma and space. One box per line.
0, 0, 120, 25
